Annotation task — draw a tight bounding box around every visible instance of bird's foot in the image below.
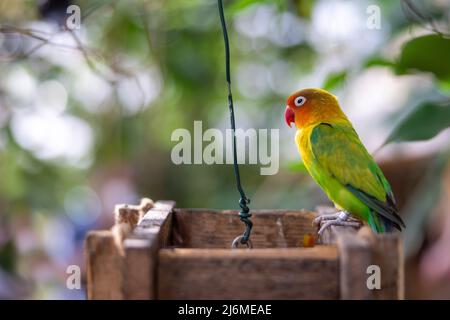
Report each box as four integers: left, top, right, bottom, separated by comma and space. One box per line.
313, 211, 362, 236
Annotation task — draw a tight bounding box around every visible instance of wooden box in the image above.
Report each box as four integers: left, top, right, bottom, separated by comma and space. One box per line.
85, 201, 403, 300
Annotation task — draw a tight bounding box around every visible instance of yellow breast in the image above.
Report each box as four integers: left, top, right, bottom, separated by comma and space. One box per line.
294, 126, 315, 169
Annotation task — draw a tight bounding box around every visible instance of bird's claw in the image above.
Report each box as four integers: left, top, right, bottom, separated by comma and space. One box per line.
313, 211, 362, 236
313, 211, 342, 226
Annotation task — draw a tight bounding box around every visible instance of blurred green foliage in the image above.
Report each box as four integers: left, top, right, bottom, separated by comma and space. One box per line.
323, 71, 348, 91
0, 0, 450, 298
386, 100, 450, 143
397, 35, 450, 81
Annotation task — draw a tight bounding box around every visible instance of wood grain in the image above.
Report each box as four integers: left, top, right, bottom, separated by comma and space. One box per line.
86, 205, 403, 300
336, 231, 373, 299
85, 230, 124, 300
158, 246, 339, 299
172, 209, 319, 248
85, 200, 174, 300
358, 227, 404, 299
320, 225, 403, 299
122, 200, 175, 299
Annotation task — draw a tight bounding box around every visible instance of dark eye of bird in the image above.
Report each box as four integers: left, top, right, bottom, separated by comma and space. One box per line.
294, 96, 306, 107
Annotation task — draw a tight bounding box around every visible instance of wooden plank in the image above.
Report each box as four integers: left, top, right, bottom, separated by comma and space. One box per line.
319, 224, 358, 245
357, 227, 404, 299
85, 200, 175, 300
158, 246, 339, 299
85, 230, 124, 300
336, 231, 373, 299
320, 225, 403, 299
172, 209, 318, 248
123, 237, 155, 300
122, 200, 175, 299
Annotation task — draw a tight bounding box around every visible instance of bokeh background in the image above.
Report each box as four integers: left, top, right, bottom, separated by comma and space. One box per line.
1, 0, 450, 299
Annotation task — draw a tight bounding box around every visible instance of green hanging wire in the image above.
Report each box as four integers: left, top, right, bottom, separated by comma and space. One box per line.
217, 0, 253, 248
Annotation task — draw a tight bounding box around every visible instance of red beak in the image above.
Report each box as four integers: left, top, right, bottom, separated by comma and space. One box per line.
284, 106, 295, 127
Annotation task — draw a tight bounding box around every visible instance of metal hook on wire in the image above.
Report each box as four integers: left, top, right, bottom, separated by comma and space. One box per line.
217, 0, 253, 249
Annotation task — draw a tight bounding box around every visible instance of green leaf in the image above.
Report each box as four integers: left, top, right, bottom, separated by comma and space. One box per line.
363, 56, 396, 68
386, 100, 450, 143
397, 34, 450, 80
438, 79, 450, 94
228, 0, 273, 14
323, 71, 347, 91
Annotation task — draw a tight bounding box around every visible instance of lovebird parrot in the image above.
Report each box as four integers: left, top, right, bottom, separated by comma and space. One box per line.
284, 88, 405, 234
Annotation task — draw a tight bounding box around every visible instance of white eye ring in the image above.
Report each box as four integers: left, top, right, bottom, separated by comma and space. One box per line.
294, 96, 306, 107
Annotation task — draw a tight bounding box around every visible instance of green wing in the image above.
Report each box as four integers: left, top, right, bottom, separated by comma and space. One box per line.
310, 122, 405, 230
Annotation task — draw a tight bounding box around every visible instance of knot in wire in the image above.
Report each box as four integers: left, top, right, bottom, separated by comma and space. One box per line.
231, 197, 253, 248
238, 197, 253, 245
239, 197, 250, 214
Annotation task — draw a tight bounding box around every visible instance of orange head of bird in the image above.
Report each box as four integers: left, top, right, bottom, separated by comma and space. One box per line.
285, 88, 346, 129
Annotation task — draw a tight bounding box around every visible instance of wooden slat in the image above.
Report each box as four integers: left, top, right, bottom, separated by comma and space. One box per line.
172, 209, 318, 248
85, 230, 124, 300
358, 227, 404, 299
123, 200, 175, 299
336, 231, 373, 299
320, 225, 403, 299
85, 200, 174, 300
158, 246, 339, 299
